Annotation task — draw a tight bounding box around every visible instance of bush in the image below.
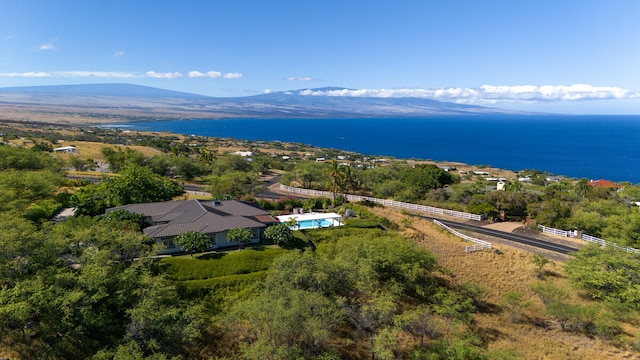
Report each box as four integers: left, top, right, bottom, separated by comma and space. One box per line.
265, 223, 295, 247
24, 199, 63, 223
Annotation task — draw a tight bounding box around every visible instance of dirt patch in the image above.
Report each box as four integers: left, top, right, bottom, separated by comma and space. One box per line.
482, 221, 524, 233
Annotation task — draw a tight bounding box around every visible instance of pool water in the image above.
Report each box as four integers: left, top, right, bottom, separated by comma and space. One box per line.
296, 219, 334, 230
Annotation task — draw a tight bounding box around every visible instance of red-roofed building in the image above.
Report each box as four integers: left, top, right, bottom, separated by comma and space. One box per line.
587, 179, 623, 189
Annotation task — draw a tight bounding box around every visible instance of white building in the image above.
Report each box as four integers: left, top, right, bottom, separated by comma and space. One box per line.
53, 146, 77, 153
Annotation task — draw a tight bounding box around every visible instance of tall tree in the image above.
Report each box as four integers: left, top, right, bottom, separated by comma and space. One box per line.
71, 164, 183, 216
565, 244, 640, 307
174, 231, 212, 256
227, 227, 253, 250
172, 155, 208, 181
264, 223, 294, 247
326, 160, 345, 199
207, 170, 262, 199
101, 147, 147, 173
340, 165, 359, 194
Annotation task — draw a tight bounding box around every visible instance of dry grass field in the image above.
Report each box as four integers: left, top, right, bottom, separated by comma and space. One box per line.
369, 206, 640, 359
55, 141, 164, 161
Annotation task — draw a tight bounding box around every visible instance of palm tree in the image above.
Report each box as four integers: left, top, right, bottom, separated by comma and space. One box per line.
504, 179, 523, 193
326, 160, 345, 199
574, 178, 590, 199
342, 166, 355, 194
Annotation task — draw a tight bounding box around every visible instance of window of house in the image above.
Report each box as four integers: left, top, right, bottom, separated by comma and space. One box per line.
162, 237, 175, 248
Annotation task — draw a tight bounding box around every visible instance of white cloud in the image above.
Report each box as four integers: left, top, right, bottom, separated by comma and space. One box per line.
297, 84, 639, 104
0, 72, 51, 77
222, 72, 242, 79
188, 70, 241, 79
0, 71, 138, 78
58, 71, 137, 78
0, 69, 243, 81
188, 71, 205, 78
287, 76, 314, 81
112, 51, 124, 57
188, 70, 222, 78
39, 39, 57, 51
145, 71, 183, 79
263, 89, 272, 94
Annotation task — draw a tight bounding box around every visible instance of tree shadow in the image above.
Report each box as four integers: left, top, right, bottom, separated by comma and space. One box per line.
473, 326, 503, 345
475, 301, 502, 315
281, 237, 311, 250
196, 252, 227, 260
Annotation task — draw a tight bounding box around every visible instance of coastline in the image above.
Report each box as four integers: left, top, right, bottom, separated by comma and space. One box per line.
119, 116, 640, 184
1, 113, 639, 184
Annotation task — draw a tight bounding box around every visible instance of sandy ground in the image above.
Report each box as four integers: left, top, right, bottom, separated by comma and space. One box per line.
482, 221, 524, 232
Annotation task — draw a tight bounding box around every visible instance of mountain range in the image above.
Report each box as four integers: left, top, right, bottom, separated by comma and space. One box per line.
0, 83, 522, 124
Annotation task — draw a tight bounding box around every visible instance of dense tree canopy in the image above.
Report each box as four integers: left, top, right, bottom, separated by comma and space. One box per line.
71, 164, 183, 216
224, 230, 474, 359
0, 145, 62, 171
0, 213, 202, 359
207, 171, 262, 199
565, 244, 640, 308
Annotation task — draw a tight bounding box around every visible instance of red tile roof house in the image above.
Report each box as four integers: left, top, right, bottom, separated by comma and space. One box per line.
107, 199, 278, 255
587, 179, 623, 189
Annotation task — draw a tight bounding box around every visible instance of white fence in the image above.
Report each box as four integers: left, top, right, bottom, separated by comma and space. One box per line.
433, 219, 492, 253
580, 233, 606, 246
539, 225, 640, 254
539, 225, 577, 238
279, 185, 486, 221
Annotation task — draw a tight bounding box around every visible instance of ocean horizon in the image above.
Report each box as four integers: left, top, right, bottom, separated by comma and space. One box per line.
121, 115, 640, 184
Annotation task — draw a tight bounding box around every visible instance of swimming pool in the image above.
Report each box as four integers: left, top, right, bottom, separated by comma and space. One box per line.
296, 219, 335, 230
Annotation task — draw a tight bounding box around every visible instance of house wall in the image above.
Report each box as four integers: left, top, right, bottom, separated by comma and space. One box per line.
213, 228, 262, 248
156, 228, 263, 255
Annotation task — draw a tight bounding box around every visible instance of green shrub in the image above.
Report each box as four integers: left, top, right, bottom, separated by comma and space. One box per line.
24, 199, 63, 223
162, 247, 288, 281
343, 219, 385, 229
177, 271, 268, 300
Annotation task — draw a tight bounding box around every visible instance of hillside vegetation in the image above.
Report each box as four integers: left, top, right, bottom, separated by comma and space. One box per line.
0, 122, 639, 359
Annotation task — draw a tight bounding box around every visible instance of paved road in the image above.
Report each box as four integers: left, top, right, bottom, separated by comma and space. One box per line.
424, 216, 578, 255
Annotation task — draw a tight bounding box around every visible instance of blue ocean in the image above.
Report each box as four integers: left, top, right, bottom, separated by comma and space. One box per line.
122, 115, 640, 184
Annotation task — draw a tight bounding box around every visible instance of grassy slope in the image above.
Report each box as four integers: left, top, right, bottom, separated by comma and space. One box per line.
161, 246, 289, 303
369, 206, 639, 359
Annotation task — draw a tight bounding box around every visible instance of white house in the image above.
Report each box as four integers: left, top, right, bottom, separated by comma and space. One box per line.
53, 146, 77, 153
232, 151, 253, 157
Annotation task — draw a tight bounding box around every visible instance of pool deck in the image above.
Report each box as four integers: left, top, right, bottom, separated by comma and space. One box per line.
277, 212, 344, 229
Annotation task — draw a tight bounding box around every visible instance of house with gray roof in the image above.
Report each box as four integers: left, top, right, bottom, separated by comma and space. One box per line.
107, 199, 278, 254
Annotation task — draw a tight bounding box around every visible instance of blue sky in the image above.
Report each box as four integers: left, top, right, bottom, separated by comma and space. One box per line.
1, 0, 639, 114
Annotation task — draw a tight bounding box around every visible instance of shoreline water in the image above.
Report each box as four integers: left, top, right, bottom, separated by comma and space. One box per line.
121, 115, 640, 184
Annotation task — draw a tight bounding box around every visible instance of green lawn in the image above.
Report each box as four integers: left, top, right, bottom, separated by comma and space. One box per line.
162, 245, 289, 281
161, 246, 290, 304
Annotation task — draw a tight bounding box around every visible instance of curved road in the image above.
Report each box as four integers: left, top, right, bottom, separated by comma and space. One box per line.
424, 216, 578, 255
